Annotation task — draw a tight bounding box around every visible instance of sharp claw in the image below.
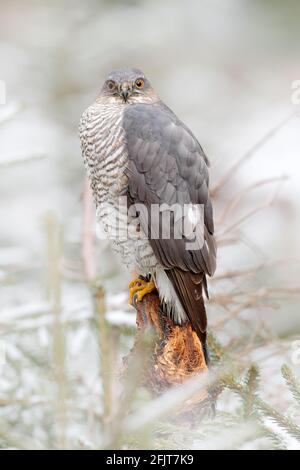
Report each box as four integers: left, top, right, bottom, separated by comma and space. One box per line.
129, 280, 139, 289
132, 293, 139, 308
128, 277, 156, 305
128, 275, 147, 289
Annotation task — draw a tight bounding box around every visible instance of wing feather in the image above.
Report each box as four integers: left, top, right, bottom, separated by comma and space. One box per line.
123, 102, 216, 359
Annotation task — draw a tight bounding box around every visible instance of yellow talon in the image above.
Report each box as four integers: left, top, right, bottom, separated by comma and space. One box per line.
129, 279, 141, 289
129, 277, 156, 305
135, 280, 156, 302
129, 278, 144, 304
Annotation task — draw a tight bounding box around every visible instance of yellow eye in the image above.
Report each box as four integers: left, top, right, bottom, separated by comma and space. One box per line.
107, 80, 116, 91
135, 78, 145, 89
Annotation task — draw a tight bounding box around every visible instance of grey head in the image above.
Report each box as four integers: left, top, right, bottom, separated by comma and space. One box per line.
99, 67, 158, 104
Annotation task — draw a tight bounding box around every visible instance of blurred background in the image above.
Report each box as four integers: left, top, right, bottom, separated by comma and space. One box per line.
0, 0, 300, 450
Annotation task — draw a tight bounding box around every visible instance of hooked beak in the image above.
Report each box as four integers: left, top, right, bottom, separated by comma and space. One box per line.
120, 82, 132, 102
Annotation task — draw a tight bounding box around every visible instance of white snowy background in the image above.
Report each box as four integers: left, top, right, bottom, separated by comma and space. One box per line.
0, 0, 300, 449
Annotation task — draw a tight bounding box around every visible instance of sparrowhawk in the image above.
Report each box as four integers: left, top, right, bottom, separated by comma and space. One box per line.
79, 67, 216, 364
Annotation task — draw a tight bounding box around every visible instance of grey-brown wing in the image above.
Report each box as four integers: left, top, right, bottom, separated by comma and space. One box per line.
123, 103, 216, 276
123, 103, 216, 352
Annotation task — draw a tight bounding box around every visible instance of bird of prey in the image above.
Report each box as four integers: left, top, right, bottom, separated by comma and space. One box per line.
79, 67, 216, 364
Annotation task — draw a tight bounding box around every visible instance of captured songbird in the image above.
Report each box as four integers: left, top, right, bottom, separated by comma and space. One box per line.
79, 67, 216, 364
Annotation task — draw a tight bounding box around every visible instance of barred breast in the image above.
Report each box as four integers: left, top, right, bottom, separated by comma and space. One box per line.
79, 103, 127, 201
79, 102, 157, 272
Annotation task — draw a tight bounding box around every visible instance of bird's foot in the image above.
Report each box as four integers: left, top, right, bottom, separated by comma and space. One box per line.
129, 276, 156, 305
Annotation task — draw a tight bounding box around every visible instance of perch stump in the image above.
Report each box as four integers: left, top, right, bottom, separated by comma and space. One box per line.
125, 289, 219, 418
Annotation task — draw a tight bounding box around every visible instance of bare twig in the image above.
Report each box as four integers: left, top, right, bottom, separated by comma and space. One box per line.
94, 285, 112, 427
218, 175, 289, 225
218, 189, 279, 237
81, 177, 96, 282
211, 114, 293, 197
213, 259, 297, 281
0, 152, 47, 168
44, 212, 67, 449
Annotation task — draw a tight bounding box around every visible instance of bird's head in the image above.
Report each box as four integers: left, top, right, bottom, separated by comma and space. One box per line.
98, 67, 158, 105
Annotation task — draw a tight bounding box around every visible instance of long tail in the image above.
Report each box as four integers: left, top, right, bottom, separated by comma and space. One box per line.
165, 268, 210, 366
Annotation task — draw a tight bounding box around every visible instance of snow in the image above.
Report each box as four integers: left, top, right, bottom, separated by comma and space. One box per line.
0, 0, 300, 450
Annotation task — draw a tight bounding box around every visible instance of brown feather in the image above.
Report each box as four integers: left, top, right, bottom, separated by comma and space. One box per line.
165, 269, 209, 363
